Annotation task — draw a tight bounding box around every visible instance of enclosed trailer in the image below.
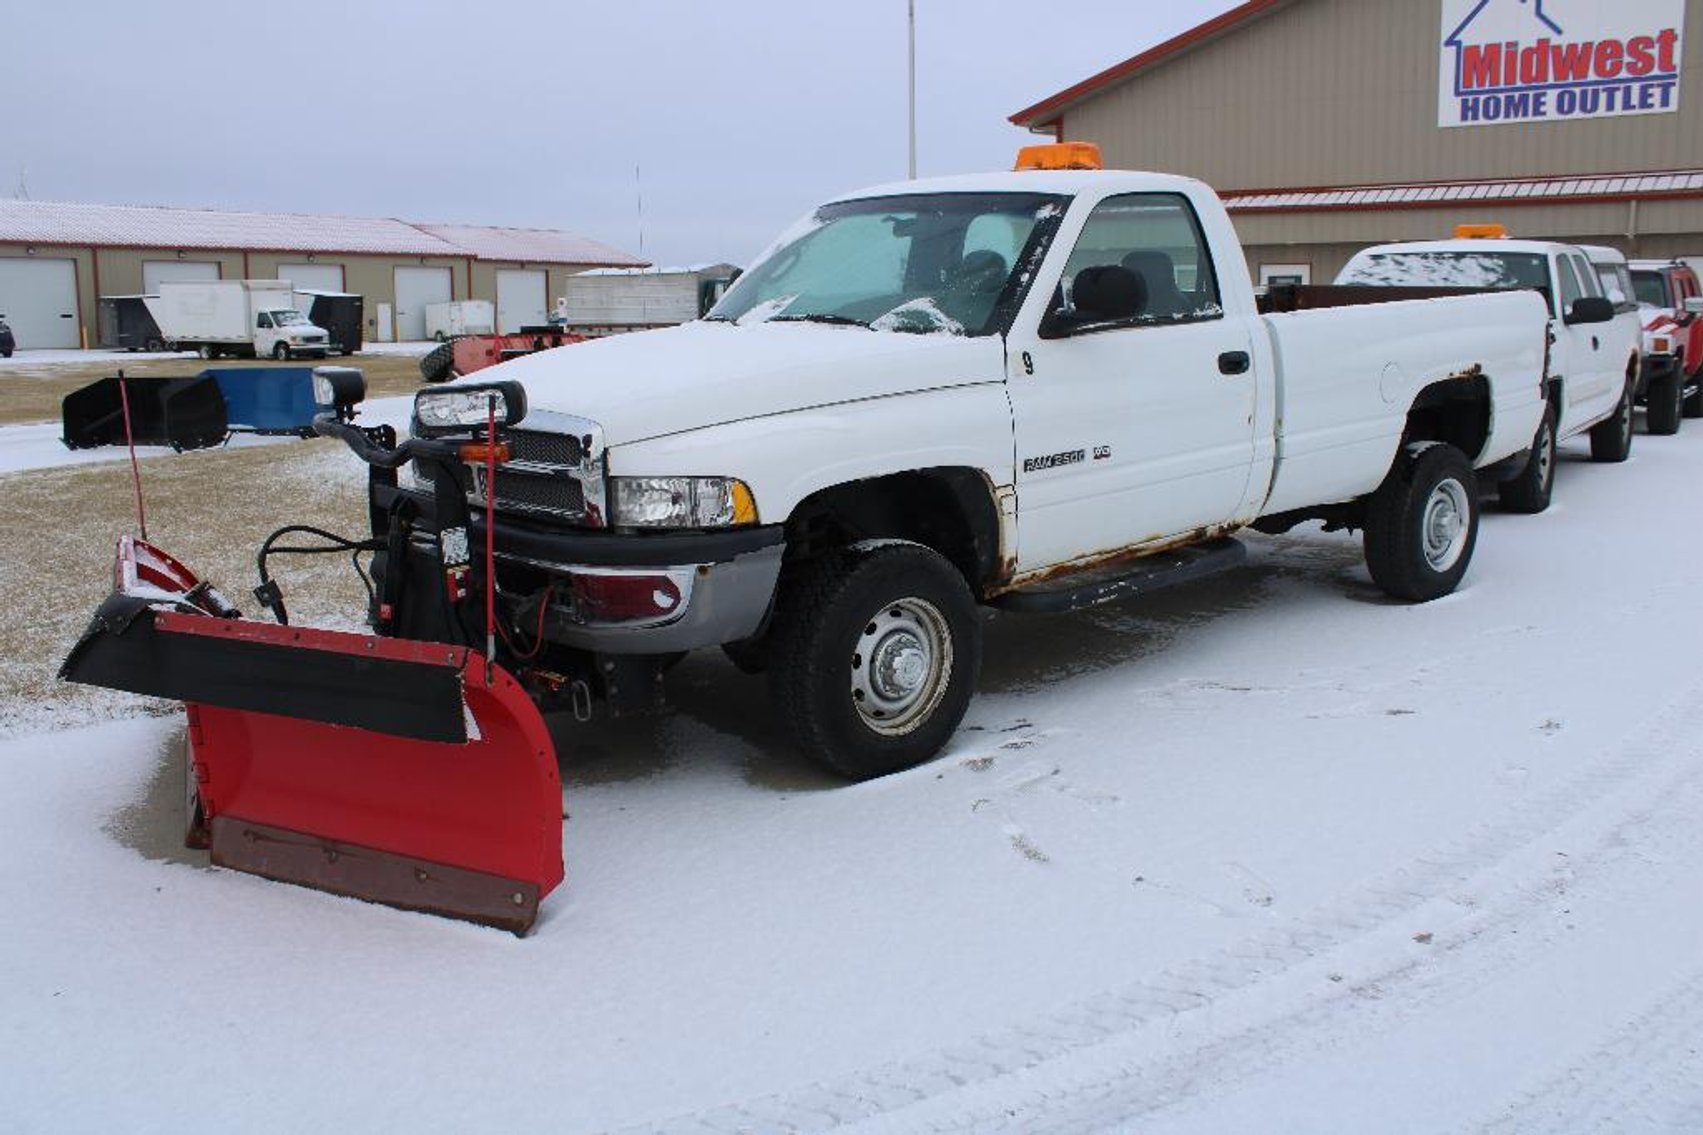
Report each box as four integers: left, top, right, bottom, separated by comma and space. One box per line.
295, 290, 364, 356
97, 295, 166, 351
425, 300, 495, 340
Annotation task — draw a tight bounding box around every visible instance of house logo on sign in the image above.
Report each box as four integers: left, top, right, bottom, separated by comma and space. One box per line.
1438, 0, 1684, 128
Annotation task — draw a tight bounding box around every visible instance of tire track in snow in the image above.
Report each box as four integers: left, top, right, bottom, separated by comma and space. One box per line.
1472, 973, 1703, 1135
629, 682, 1703, 1134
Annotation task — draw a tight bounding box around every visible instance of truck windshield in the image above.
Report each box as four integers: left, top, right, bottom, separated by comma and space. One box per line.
1340, 251, 1552, 296
707, 192, 1067, 336
1632, 270, 1670, 307
271, 310, 309, 326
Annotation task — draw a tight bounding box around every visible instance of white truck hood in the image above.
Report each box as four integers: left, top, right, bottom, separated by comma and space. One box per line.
477, 321, 1006, 446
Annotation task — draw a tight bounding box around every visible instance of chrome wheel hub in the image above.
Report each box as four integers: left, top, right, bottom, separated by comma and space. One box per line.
850, 597, 953, 736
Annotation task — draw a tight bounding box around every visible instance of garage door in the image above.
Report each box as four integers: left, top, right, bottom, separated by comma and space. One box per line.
143, 260, 221, 292
277, 263, 344, 292
496, 269, 547, 333
0, 258, 80, 349
394, 266, 453, 341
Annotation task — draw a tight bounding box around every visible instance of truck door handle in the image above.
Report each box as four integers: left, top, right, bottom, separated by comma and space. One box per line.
1218, 351, 1250, 375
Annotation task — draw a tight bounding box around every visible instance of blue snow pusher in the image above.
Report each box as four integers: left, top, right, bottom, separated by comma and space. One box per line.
62, 367, 332, 451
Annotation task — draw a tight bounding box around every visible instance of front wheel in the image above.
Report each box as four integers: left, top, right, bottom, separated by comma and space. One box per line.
1590, 379, 1634, 462
272, 341, 291, 361
1646, 372, 1683, 435
1363, 443, 1479, 602
1498, 403, 1556, 514
767, 544, 981, 780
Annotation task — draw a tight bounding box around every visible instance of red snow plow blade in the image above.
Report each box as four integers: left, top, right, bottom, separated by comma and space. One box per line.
61, 538, 564, 933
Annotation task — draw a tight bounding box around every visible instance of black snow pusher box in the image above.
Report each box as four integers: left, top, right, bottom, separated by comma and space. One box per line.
61, 375, 228, 452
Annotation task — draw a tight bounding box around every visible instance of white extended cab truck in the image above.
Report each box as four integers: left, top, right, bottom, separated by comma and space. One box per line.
406, 152, 1552, 779
1336, 236, 1641, 508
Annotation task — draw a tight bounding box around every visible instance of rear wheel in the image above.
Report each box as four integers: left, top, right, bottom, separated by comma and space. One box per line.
1589, 378, 1634, 462
1364, 443, 1479, 602
1499, 404, 1556, 514
197, 344, 216, 361
1646, 372, 1683, 435
767, 544, 981, 780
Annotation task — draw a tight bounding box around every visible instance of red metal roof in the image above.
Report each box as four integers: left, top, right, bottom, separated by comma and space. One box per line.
1222, 170, 1703, 213
1010, 0, 1294, 130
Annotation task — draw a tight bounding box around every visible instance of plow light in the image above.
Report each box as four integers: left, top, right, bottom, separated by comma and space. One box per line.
311, 366, 367, 418
414, 381, 529, 435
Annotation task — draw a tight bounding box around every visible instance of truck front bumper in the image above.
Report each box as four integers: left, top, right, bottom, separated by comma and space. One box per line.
492, 521, 786, 654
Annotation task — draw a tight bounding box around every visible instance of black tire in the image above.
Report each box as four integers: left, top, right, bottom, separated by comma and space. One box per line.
1499, 403, 1556, 514
1590, 378, 1635, 461
1363, 443, 1479, 602
1646, 372, 1682, 435
434, 330, 448, 342
144, 337, 163, 353
197, 343, 216, 361
1684, 355, 1703, 418
272, 341, 291, 361
420, 340, 457, 383
766, 544, 981, 780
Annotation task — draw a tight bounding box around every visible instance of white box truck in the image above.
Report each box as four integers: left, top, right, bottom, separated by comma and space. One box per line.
144, 280, 331, 360
424, 300, 495, 341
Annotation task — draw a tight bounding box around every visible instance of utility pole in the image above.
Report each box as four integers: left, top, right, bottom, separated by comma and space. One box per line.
908, 0, 917, 179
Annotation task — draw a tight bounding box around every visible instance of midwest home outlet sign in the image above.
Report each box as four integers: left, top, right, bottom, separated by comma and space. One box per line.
1439, 0, 1685, 128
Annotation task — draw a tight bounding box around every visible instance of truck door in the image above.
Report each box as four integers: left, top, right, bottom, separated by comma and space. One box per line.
1004, 192, 1258, 572
1554, 252, 1617, 427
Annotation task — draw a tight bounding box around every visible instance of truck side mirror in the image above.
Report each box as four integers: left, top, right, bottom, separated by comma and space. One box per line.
1684, 297, 1703, 316
1563, 296, 1615, 325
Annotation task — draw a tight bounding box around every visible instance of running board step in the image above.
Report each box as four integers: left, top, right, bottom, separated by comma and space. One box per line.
992, 537, 1247, 615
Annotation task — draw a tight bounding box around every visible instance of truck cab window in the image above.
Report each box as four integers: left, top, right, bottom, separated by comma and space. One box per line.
1557, 257, 1587, 312
1061, 193, 1221, 324
257, 313, 274, 328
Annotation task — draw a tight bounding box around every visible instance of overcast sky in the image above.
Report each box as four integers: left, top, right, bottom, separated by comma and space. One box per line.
8, 1, 1242, 266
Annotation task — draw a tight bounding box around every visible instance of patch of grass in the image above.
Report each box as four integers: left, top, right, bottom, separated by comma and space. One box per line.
0, 438, 377, 738
0, 351, 432, 427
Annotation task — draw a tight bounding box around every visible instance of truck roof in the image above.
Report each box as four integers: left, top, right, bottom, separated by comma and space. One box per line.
823, 168, 1212, 205
1352, 238, 1580, 258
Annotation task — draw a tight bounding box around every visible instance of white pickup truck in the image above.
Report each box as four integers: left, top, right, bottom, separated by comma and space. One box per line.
1336, 236, 1640, 508
395, 151, 1551, 779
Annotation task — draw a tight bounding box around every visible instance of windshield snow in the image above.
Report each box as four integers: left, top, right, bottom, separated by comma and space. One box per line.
1339, 251, 1552, 293
271, 310, 309, 326
709, 192, 1067, 337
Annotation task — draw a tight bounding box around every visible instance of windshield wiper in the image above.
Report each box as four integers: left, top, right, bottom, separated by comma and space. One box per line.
767, 313, 871, 328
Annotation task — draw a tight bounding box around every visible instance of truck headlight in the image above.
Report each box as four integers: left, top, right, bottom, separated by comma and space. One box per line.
413, 381, 529, 434
611, 477, 758, 528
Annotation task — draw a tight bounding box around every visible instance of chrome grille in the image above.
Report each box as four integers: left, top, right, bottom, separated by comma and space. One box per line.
507, 428, 584, 466
485, 467, 587, 517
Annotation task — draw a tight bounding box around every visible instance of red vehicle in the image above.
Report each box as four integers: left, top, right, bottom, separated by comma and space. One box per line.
418, 326, 586, 383
1630, 259, 1703, 420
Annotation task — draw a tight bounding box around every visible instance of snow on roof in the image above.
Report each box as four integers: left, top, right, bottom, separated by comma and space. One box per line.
573, 262, 738, 277
1223, 170, 1703, 213
412, 223, 647, 268
0, 198, 647, 265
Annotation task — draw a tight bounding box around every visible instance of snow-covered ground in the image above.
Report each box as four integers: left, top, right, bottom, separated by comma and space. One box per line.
5, 430, 1703, 1132
0, 341, 431, 370
0, 395, 414, 475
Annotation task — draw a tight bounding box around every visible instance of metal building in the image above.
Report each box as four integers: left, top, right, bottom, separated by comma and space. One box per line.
0, 199, 646, 351
1011, 0, 1701, 286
